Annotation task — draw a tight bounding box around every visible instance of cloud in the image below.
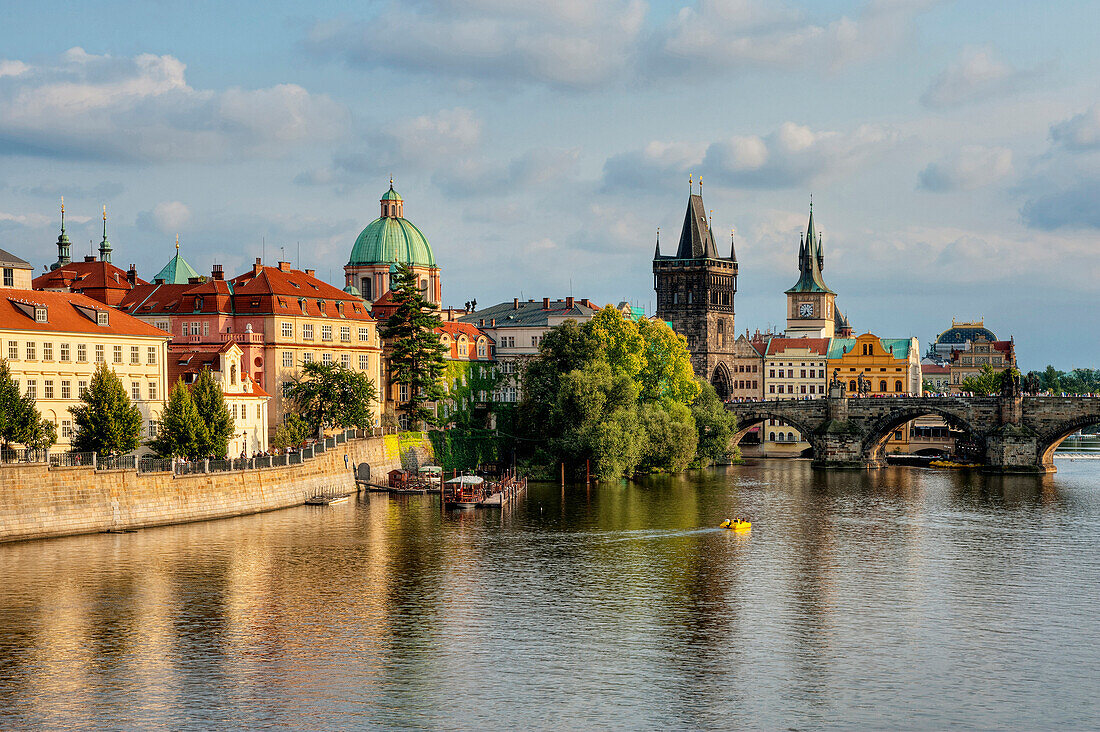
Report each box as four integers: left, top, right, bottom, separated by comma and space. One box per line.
921, 46, 1042, 109
304, 0, 646, 90
602, 122, 897, 192
918, 146, 1013, 192
0, 48, 348, 162
137, 201, 192, 234
1021, 179, 1100, 230
0, 60, 28, 78
304, 0, 931, 89
432, 147, 580, 196
1050, 104, 1100, 151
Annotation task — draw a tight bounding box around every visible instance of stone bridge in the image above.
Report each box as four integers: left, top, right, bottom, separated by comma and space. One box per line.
726, 394, 1100, 473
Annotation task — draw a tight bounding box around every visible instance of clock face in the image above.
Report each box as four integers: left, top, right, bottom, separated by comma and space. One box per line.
799, 302, 814, 318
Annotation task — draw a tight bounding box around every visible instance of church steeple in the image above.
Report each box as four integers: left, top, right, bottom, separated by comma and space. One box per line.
99, 205, 112, 263
380, 179, 404, 218
51, 197, 71, 271
653, 227, 661, 259
675, 184, 719, 259
786, 201, 832, 295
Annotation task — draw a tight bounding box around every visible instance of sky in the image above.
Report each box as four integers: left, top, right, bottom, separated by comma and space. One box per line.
0, 0, 1097, 370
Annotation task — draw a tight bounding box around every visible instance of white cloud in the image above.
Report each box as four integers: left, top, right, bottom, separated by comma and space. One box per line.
0, 48, 348, 162
137, 201, 192, 234
0, 211, 51, 227
1050, 104, 1100, 151
918, 146, 1013, 192
921, 46, 1041, 109
603, 122, 897, 191
0, 60, 28, 78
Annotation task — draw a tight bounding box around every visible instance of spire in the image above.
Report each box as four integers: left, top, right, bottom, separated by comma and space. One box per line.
52, 196, 71, 270
729, 228, 737, 262
675, 186, 719, 259
653, 227, 661, 259
786, 200, 833, 295
175, 233, 180, 252
99, 205, 112, 263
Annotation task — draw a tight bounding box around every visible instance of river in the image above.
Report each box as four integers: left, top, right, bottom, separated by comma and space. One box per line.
1, 460, 1098, 730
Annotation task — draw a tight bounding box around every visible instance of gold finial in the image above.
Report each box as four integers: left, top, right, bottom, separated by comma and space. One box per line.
176, 233, 180, 251
688, 173, 692, 192
60, 196, 64, 214
699, 177, 703, 194
102, 204, 107, 221
389, 175, 394, 188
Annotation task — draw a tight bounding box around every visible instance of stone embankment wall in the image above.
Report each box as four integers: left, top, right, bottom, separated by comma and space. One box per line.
0, 436, 420, 544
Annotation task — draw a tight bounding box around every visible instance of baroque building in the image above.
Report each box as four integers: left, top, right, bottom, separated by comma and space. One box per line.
652, 184, 739, 397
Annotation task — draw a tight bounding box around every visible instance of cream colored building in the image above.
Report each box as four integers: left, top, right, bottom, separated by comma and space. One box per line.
1, 248, 33, 290
761, 336, 830, 457
1, 289, 170, 451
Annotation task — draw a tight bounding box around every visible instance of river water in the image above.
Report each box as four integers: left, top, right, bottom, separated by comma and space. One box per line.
1, 460, 1098, 730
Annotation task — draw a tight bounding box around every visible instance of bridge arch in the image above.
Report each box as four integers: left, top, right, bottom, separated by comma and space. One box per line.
1036, 415, 1100, 471
730, 406, 821, 454
860, 405, 983, 467
712, 363, 732, 401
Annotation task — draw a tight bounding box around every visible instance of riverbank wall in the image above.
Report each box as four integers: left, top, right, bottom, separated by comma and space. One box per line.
0, 435, 426, 544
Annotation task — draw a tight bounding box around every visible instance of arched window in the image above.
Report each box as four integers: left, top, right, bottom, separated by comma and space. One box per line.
787, 432, 795, 442
895, 380, 903, 392
230, 364, 237, 385
879, 380, 887, 392
849, 380, 857, 392
769, 432, 776, 441
361, 277, 372, 299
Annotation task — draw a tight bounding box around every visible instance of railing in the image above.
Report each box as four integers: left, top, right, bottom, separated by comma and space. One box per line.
99, 455, 136, 471
1, 448, 50, 464
138, 457, 174, 473
176, 460, 206, 476
49, 451, 95, 468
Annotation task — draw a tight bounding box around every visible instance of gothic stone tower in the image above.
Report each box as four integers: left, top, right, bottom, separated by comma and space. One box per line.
653, 186, 738, 395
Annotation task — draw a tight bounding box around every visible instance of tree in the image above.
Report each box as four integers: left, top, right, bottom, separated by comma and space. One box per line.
286, 361, 377, 438
22, 417, 57, 451
150, 378, 206, 458
380, 262, 447, 428
70, 362, 143, 455
0, 359, 41, 449
637, 318, 701, 405
271, 412, 310, 450
691, 380, 738, 466
191, 368, 234, 457
959, 365, 1000, 395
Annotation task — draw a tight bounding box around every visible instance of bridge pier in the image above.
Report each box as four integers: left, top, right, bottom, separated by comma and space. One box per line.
983, 426, 1051, 474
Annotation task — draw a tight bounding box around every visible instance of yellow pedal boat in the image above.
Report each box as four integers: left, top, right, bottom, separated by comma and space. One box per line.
719, 519, 752, 531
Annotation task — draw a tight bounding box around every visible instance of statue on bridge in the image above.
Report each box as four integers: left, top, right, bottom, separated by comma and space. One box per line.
857, 371, 870, 396
1000, 369, 1022, 398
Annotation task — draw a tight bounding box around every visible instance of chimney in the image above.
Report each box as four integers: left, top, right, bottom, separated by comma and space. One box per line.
253, 257, 263, 275
84, 255, 96, 262
490, 318, 495, 326
513, 297, 519, 310
305, 268, 316, 278
278, 261, 291, 273
127, 264, 137, 285
211, 264, 224, 280
566, 296, 574, 308
542, 297, 550, 309
154, 278, 166, 285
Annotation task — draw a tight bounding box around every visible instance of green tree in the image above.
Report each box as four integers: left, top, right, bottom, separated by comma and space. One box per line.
150, 378, 206, 458
191, 368, 234, 457
380, 262, 447, 428
271, 412, 310, 450
638, 400, 698, 473
70, 362, 143, 456
691, 380, 738, 466
0, 359, 42, 449
959, 364, 1001, 395
22, 417, 57, 451
637, 318, 701, 404
286, 361, 377, 438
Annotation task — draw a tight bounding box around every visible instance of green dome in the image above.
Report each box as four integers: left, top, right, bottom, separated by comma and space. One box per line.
349, 215, 435, 267
381, 186, 403, 202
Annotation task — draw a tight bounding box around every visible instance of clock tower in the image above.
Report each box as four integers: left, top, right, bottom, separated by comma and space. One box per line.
785, 204, 849, 339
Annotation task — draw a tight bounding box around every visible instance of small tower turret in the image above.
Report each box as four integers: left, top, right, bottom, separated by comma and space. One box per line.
51, 197, 71, 271
99, 205, 112, 263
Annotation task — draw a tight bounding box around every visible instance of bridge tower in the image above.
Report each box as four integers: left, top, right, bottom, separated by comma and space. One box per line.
653, 182, 739, 390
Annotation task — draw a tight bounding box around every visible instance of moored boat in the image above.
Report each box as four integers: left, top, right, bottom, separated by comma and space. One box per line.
443, 475, 488, 508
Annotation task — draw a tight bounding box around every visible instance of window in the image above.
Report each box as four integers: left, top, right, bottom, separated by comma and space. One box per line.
232, 404, 238, 419
501, 336, 515, 348
148, 381, 157, 400
181, 322, 189, 336
359, 354, 369, 370
35, 307, 47, 323
322, 353, 333, 365
78, 380, 88, 397
321, 324, 332, 341
879, 380, 887, 392
26, 342, 35, 360
778, 369, 784, 378
97, 311, 108, 326
190, 322, 200, 336
769, 432, 776, 441
62, 420, 72, 439
341, 353, 350, 368
147, 346, 157, 365
110, 345, 121, 363
340, 326, 351, 342
282, 351, 293, 368
7, 341, 16, 360
303, 352, 314, 364
2, 268, 12, 287
303, 324, 314, 340
769, 385, 775, 393
78, 344, 88, 363
768, 369, 774, 378
800, 369, 806, 379
531, 336, 541, 347
230, 364, 237, 385
257, 404, 262, 419
25, 380, 36, 399
131, 346, 140, 364
281, 322, 293, 338
477, 341, 487, 358
778, 385, 785, 394
149, 421, 157, 438
800, 385, 807, 394
44, 380, 54, 399
43, 342, 53, 361
282, 382, 293, 397
895, 380, 903, 392
155, 321, 169, 332
203, 322, 209, 337
132, 382, 141, 400
358, 327, 370, 342
61, 381, 71, 399
60, 343, 70, 362
399, 383, 409, 402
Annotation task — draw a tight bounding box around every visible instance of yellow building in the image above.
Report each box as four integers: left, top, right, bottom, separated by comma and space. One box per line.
761, 336, 829, 457
1, 248, 33, 290
1, 289, 170, 451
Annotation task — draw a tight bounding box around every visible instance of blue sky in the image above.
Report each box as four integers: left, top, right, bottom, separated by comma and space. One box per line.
1, 0, 1098, 369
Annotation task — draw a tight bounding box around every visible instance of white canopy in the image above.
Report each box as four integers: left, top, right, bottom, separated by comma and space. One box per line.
445, 475, 484, 485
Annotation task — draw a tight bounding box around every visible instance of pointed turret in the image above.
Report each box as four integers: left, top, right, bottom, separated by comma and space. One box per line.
729, 229, 737, 262
806, 200, 824, 272
51, 197, 71, 271
153, 234, 200, 284
675, 191, 719, 259
99, 205, 112, 263
653, 227, 661, 259
786, 202, 833, 295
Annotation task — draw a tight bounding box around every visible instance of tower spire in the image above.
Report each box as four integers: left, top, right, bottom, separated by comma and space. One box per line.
99, 205, 112, 263
52, 196, 72, 270
729, 228, 737, 262
654, 227, 661, 259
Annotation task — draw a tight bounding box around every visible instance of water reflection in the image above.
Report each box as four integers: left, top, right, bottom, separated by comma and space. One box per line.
0, 461, 1098, 730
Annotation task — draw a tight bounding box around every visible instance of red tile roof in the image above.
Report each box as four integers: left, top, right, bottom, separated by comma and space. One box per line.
435, 321, 494, 360
1, 289, 169, 337
229, 263, 374, 321
765, 337, 830, 356
922, 364, 950, 374
32, 259, 148, 307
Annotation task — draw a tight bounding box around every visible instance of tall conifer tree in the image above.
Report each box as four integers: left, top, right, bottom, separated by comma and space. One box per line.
150, 378, 206, 458
191, 368, 234, 457
380, 263, 446, 428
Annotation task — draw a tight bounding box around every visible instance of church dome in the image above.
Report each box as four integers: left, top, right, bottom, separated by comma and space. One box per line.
348, 184, 435, 267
